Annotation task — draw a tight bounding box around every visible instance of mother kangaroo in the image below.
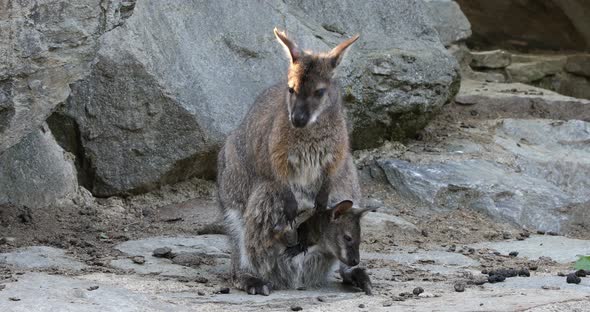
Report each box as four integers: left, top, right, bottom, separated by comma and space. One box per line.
217, 28, 363, 294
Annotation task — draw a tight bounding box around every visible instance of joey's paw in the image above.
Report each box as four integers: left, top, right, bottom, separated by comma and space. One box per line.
347, 268, 373, 295
244, 277, 272, 296
283, 196, 298, 226
283, 242, 308, 257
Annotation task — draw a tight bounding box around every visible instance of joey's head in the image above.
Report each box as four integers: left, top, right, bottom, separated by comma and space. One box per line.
323, 200, 372, 267
273, 28, 359, 128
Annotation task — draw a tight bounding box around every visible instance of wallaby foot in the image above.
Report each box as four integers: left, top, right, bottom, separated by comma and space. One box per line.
241, 274, 272, 296
315, 178, 331, 211
340, 265, 372, 295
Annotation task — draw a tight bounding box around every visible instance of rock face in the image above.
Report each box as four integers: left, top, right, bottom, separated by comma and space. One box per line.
0, 0, 135, 154
57, 0, 459, 195
0, 126, 78, 208
456, 0, 590, 52
423, 0, 472, 46
377, 117, 590, 233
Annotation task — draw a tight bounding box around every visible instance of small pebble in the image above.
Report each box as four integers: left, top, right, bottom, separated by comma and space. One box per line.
131, 256, 145, 264
509, 251, 519, 257
418, 292, 435, 298
518, 268, 530, 277
218, 287, 230, 294
0, 285, 5, 291
383, 302, 392, 307
358, 303, 366, 308
197, 291, 205, 296
528, 264, 538, 271
575, 270, 587, 277
566, 273, 581, 284
557, 272, 566, 277
536, 230, 546, 235
412, 287, 424, 295
87, 286, 99, 291
488, 275, 506, 283
9, 297, 20, 301
152, 247, 173, 258
454, 283, 465, 292
291, 306, 303, 311
195, 276, 209, 283
547, 231, 558, 236
541, 285, 560, 290
316, 296, 326, 302
502, 232, 512, 239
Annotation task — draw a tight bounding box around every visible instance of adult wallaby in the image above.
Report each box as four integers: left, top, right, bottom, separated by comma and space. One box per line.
217, 28, 360, 294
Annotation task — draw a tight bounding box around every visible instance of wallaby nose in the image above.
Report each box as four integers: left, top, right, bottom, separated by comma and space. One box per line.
349, 258, 359, 267
291, 111, 309, 128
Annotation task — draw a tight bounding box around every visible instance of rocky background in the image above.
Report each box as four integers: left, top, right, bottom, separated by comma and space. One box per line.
1, 1, 590, 311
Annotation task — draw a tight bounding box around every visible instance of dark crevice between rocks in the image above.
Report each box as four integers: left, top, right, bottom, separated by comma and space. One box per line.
0, 79, 15, 135
46, 106, 96, 193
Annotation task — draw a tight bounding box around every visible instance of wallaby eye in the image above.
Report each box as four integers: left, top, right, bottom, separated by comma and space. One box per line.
344, 234, 352, 242
288, 87, 295, 94
314, 88, 326, 97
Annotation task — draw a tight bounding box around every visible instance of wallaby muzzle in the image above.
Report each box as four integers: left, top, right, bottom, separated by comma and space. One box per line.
291, 102, 310, 128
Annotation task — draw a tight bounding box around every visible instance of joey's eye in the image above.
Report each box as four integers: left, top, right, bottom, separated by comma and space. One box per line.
288, 87, 295, 94
344, 234, 352, 242
314, 88, 326, 97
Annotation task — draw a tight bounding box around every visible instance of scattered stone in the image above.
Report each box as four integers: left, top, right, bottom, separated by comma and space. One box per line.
547, 231, 559, 236
197, 291, 205, 296
518, 268, 530, 277
87, 286, 99, 291
566, 273, 581, 284
536, 230, 546, 235
454, 282, 465, 292
558, 272, 566, 277
0, 285, 5, 291
413, 287, 424, 295
195, 276, 209, 283
575, 270, 587, 277
217, 287, 230, 294
171, 252, 202, 267
383, 302, 393, 307
528, 264, 539, 271
488, 275, 506, 283
291, 306, 303, 311
502, 232, 512, 239
421, 229, 429, 237
509, 251, 519, 257
131, 256, 145, 265
470, 277, 488, 286
470, 50, 511, 69
541, 285, 560, 290
152, 247, 174, 258
358, 303, 366, 308
9, 297, 21, 301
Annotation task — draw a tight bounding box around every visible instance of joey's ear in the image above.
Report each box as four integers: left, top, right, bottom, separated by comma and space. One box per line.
274, 28, 300, 63
331, 200, 354, 220
328, 34, 359, 68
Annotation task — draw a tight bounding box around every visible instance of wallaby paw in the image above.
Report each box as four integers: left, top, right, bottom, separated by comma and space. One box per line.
346, 267, 373, 296
283, 192, 298, 226
244, 277, 272, 296
283, 242, 308, 257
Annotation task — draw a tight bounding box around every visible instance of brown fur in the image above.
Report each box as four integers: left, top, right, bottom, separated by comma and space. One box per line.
217, 29, 360, 294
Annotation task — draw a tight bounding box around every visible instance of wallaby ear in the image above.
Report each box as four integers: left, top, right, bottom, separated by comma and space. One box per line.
328, 34, 359, 68
331, 200, 354, 220
274, 28, 300, 63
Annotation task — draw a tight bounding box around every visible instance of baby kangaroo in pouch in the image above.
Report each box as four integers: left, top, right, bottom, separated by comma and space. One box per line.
217, 28, 360, 295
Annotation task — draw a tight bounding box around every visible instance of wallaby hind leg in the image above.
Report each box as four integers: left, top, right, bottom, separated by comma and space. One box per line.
339, 263, 372, 295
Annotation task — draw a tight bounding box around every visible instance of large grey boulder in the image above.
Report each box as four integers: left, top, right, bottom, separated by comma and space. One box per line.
62, 0, 459, 195
0, 0, 135, 154
0, 126, 78, 208
376, 118, 590, 233
423, 0, 472, 46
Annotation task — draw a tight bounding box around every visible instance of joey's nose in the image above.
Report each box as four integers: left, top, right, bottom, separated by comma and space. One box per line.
291, 111, 309, 128
349, 258, 359, 266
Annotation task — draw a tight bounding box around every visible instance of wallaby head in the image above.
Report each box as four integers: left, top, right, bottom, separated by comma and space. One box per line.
273, 28, 359, 128
322, 200, 371, 267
